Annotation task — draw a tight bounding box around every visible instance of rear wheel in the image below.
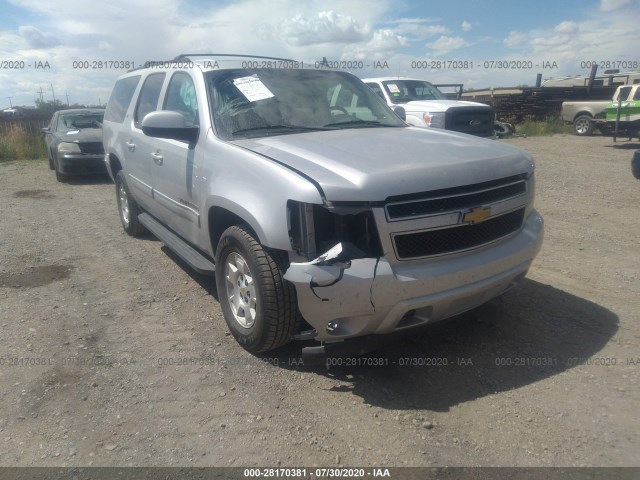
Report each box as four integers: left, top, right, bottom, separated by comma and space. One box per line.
115, 170, 146, 237
573, 114, 593, 136
215, 225, 298, 353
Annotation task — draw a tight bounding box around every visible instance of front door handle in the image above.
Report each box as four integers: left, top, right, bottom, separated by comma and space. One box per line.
125, 140, 135, 152
151, 152, 164, 165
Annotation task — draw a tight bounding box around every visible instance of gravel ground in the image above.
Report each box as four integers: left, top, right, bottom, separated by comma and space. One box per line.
0, 134, 638, 469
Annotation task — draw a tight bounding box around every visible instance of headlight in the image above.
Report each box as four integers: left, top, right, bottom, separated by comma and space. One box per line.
423, 112, 445, 129
57, 142, 81, 153
287, 200, 382, 260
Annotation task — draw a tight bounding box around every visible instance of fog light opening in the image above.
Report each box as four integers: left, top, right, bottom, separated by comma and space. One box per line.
396, 309, 429, 329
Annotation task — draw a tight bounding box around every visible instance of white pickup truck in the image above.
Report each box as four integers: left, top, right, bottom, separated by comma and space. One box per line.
561, 84, 639, 136
363, 77, 496, 138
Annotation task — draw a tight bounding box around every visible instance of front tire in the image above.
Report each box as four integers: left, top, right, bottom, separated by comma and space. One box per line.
54, 158, 68, 182
573, 114, 593, 136
115, 170, 146, 237
215, 225, 298, 353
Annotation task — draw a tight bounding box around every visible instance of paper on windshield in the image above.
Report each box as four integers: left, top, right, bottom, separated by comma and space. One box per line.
233, 76, 274, 102
387, 83, 400, 94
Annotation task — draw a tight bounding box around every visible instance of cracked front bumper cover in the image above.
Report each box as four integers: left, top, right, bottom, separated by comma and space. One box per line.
284, 211, 543, 342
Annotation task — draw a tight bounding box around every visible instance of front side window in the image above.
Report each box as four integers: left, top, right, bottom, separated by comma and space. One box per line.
206, 69, 405, 140
134, 73, 166, 126
366, 83, 386, 101
382, 80, 445, 104
164, 72, 199, 126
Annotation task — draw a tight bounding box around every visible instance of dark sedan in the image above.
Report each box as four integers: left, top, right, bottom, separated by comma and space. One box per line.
42, 108, 106, 182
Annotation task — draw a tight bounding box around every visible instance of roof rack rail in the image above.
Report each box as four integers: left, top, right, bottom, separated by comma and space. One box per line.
174, 53, 297, 62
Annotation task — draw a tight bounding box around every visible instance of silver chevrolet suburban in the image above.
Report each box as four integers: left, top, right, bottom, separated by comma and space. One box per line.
103, 54, 543, 353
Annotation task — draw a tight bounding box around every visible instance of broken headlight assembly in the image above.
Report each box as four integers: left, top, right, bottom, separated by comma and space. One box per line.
287, 201, 383, 261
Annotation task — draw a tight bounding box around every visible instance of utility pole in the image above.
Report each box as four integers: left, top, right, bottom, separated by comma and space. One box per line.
37, 87, 44, 103
65, 91, 70, 106
7, 97, 12, 107
50, 84, 56, 103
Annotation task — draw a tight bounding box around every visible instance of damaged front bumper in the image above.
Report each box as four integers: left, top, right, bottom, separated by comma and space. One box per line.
284, 211, 544, 342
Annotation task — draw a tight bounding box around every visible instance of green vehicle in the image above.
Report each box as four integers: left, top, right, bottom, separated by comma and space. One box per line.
605, 85, 640, 137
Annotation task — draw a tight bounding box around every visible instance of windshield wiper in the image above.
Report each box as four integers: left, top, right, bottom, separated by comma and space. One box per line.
323, 119, 389, 128
231, 124, 333, 135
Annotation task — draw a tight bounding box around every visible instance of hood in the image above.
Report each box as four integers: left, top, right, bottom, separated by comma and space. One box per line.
232, 127, 533, 202
400, 99, 491, 113
58, 128, 103, 143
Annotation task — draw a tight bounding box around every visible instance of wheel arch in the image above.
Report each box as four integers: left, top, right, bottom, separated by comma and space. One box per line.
107, 152, 123, 177
573, 111, 594, 122
208, 205, 265, 256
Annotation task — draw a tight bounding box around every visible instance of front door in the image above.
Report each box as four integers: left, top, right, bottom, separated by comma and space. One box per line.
149, 71, 202, 243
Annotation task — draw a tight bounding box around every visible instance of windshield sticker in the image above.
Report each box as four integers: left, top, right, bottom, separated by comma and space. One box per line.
387, 83, 400, 94
233, 76, 274, 102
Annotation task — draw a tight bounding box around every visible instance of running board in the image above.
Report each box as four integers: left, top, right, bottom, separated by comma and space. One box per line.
138, 213, 215, 276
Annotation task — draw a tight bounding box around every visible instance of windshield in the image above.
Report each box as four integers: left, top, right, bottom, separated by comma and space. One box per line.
206, 69, 405, 139
58, 113, 104, 131
382, 80, 446, 104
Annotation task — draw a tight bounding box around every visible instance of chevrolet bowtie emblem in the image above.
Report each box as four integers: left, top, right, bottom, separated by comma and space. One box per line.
463, 207, 491, 224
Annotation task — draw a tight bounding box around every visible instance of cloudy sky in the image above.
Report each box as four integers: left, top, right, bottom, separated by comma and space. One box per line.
0, 0, 638, 109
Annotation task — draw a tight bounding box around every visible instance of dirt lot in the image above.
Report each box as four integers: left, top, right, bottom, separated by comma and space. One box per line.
0, 134, 638, 469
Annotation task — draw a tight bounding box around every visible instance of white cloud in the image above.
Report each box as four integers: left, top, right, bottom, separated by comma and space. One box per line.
503, 31, 528, 48
2, 0, 640, 107
18, 26, 61, 49
600, 0, 630, 11
426, 36, 471, 55
342, 29, 408, 60
389, 17, 449, 40
554, 21, 578, 34
281, 11, 371, 46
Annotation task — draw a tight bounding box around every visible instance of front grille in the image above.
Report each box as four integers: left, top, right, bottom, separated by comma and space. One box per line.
393, 208, 525, 259
79, 142, 104, 155
386, 181, 526, 220
446, 107, 495, 137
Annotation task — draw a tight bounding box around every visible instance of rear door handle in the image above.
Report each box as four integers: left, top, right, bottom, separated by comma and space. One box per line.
125, 140, 135, 152
151, 152, 163, 165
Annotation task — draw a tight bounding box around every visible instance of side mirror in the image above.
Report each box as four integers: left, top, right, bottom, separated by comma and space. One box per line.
41, 127, 50, 134
141, 111, 199, 144
392, 106, 406, 121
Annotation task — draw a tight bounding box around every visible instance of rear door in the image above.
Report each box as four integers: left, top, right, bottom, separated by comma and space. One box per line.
126, 72, 166, 211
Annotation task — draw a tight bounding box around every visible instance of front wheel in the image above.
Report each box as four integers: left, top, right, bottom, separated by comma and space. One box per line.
215, 225, 298, 353
573, 115, 593, 136
54, 159, 68, 182
115, 170, 146, 237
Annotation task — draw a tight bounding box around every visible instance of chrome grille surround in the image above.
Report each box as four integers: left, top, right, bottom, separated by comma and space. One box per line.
378, 175, 531, 261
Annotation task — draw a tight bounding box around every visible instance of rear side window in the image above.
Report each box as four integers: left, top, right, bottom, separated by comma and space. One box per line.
134, 73, 166, 126
104, 75, 141, 123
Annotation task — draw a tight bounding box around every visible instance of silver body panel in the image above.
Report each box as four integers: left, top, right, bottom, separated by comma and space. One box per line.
103, 62, 544, 344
